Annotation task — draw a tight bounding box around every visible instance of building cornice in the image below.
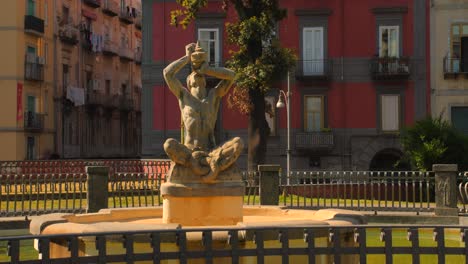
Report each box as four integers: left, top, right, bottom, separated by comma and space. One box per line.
294, 9, 332, 17
371, 7, 408, 14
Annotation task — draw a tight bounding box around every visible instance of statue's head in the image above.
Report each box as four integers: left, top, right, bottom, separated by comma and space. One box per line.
190, 41, 207, 70
187, 72, 207, 98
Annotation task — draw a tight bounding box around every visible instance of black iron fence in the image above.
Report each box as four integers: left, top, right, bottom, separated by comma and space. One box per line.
0, 225, 467, 264
370, 57, 411, 80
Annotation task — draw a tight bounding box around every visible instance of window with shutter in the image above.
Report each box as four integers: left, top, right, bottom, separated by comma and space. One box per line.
381, 95, 400, 132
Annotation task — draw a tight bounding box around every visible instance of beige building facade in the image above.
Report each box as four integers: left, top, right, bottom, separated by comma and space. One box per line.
56, 0, 142, 158
0, 0, 141, 160
431, 0, 468, 135
0, 0, 55, 160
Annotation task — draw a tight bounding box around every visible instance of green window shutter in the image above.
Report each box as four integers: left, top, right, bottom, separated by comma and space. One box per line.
27, 0, 36, 16
452, 107, 468, 135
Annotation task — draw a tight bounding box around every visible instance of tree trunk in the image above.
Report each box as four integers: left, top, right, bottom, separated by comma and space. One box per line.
247, 88, 269, 172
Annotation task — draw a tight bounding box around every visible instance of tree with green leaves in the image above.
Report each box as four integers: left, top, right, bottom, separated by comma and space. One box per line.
171, 0, 296, 171
400, 116, 468, 171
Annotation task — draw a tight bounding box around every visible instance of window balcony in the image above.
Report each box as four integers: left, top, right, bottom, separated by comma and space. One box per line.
134, 50, 142, 64
119, 47, 134, 61
103, 40, 119, 56
443, 57, 468, 79
135, 16, 142, 29
25, 56, 44, 81
24, 15, 44, 35
295, 60, 332, 81
86, 91, 105, 108
120, 96, 134, 112
83, 0, 101, 8
24, 112, 45, 131
119, 8, 134, 24
58, 19, 79, 45
295, 132, 334, 152
104, 95, 120, 110
370, 57, 411, 80
102, 0, 119, 16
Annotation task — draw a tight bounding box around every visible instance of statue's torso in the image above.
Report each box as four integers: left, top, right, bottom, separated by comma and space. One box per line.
180, 89, 219, 150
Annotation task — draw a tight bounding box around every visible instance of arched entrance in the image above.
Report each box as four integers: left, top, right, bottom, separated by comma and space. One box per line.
369, 148, 410, 171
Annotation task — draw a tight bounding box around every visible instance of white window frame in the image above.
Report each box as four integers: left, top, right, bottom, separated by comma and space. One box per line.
302, 27, 324, 76
198, 28, 220, 66
380, 94, 400, 132
379, 25, 400, 58
304, 95, 324, 132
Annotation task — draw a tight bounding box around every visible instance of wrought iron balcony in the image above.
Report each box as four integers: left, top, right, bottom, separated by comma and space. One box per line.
24, 112, 45, 131
443, 57, 468, 79
134, 50, 142, 64
24, 15, 44, 35
295, 60, 332, 81
104, 95, 120, 110
58, 19, 79, 45
102, 0, 119, 16
135, 16, 142, 29
295, 132, 334, 152
120, 96, 134, 112
119, 47, 134, 61
119, 8, 134, 24
83, 0, 101, 8
24, 57, 44, 81
103, 40, 119, 56
370, 57, 411, 80
86, 92, 105, 107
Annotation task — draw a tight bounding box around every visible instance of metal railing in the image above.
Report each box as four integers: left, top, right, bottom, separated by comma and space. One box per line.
24, 112, 45, 131
244, 170, 436, 213
24, 61, 44, 81
119, 8, 134, 24
295, 60, 333, 79
102, 0, 119, 16
370, 57, 411, 80
102, 40, 119, 55
458, 171, 468, 214
0, 160, 170, 216
119, 47, 134, 61
295, 132, 334, 151
24, 15, 44, 35
83, 0, 101, 8
58, 18, 79, 45
1, 225, 467, 263
443, 57, 468, 78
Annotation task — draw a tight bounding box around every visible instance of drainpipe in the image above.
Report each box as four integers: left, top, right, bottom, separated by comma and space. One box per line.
53, 0, 59, 156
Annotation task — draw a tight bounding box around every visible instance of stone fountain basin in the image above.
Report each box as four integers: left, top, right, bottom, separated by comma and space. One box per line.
31, 206, 366, 237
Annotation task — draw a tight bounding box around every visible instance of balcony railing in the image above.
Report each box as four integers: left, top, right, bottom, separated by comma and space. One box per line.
134, 50, 142, 64
104, 95, 120, 110
103, 40, 119, 56
119, 47, 134, 61
295, 60, 332, 81
24, 112, 45, 131
295, 132, 334, 152
58, 20, 79, 45
102, 0, 119, 16
24, 15, 44, 35
83, 0, 101, 8
120, 96, 134, 112
24, 58, 44, 81
119, 8, 134, 24
371, 57, 411, 80
135, 16, 142, 29
443, 57, 468, 79
86, 92, 105, 107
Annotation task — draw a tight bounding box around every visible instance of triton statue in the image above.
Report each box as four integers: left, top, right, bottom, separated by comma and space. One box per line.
163, 42, 244, 183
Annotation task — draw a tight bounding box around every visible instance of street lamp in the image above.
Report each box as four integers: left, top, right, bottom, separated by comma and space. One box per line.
276, 71, 291, 185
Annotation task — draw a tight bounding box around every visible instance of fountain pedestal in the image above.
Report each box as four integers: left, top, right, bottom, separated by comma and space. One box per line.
161, 163, 245, 226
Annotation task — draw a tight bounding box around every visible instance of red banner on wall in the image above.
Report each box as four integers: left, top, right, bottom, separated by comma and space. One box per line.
17, 83, 23, 121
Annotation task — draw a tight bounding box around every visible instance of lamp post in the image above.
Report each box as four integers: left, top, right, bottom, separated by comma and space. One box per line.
276, 71, 291, 185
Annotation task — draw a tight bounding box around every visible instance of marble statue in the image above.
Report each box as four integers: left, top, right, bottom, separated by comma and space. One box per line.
163, 42, 244, 183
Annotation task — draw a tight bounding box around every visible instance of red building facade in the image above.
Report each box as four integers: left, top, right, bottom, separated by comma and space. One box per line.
142, 0, 430, 171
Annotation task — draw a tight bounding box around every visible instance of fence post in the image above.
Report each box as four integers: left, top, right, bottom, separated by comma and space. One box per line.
433, 164, 458, 216
258, 165, 280, 205
86, 166, 109, 213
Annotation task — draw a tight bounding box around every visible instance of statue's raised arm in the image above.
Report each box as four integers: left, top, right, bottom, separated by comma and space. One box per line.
194, 62, 235, 97
162, 43, 195, 98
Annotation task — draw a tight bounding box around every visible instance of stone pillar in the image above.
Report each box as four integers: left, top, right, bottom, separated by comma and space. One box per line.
433, 164, 458, 216
86, 166, 109, 213
258, 165, 280, 206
